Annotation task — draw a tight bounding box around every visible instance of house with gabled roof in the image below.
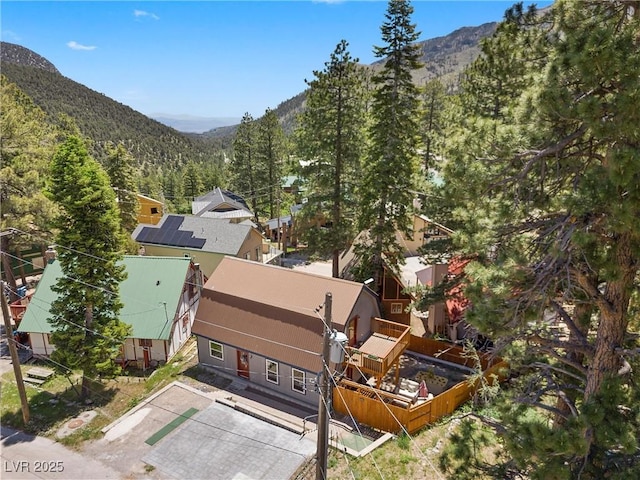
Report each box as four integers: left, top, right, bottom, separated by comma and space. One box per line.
18, 255, 203, 369
193, 257, 505, 435
340, 214, 453, 335
132, 214, 273, 277
192, 256, 381, 407
191, 187, 254, 223
136, 193, 164, 225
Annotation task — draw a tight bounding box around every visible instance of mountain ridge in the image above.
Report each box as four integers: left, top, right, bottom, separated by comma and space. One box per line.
199, 21, 497, 139
0, 20, 496, 156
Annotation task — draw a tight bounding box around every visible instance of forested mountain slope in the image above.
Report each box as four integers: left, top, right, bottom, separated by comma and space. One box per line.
1, 44, 225, 171
200, 21, 496, 141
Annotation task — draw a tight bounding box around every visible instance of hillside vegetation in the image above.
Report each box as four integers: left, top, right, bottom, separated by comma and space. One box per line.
1, 53, 227, 171
1, 21, 494, 160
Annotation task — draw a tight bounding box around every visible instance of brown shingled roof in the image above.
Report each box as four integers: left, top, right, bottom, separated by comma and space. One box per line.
193, 257, 379, 372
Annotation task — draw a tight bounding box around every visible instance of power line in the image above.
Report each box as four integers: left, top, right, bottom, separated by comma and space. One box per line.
312, 309, 445, 480
2, 245, 193, 314
7, 339, 311, 459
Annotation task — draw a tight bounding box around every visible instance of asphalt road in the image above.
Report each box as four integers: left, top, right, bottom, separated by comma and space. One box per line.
1, 427, 120, 479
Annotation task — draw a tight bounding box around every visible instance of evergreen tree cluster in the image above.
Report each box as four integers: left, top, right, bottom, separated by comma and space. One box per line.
433, 1, 640, 478
230, 109, 288, 224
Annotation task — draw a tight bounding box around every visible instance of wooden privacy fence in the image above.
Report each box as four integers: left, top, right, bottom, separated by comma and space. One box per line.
333, 337, 508, 434
408, 335, 500, 371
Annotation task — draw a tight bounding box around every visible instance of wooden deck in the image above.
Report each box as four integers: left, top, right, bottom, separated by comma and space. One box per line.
334, 336, 508, 434
345, 318, 410, 377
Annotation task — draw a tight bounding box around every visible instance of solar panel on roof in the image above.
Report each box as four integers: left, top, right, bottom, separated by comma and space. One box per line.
136, 215, 206, 249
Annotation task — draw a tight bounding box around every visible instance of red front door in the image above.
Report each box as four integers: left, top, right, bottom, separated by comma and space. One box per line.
143, 348, 150, 369
237, 350, 250, 379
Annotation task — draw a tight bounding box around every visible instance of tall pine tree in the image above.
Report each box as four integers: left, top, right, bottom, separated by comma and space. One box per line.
47, 136, 131, 399
231, 113, 263, 223
105, 142, 139, 242
256, 108, 287, 220
439, 2, 640, 478
295, 40, 368, 276
356, 0, 424, 288
420, 78, 446, 177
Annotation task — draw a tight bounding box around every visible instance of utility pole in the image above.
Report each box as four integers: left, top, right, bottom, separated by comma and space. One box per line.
1, 280, 30, 424
316, 292, 332, 480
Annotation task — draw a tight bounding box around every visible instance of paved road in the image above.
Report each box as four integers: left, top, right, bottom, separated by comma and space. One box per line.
0, 427, 120, 479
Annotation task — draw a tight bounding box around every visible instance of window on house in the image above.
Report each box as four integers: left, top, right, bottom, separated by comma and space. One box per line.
150, 207, 159, 214
292, 369, 306, 394
181, 313, 189, 334
245, 251, 251, 260
255, 247, 261, 262
266, 359, 279, 384
390, 303, 403, 314
139, 339, 152, 347
209, 341, 224, 360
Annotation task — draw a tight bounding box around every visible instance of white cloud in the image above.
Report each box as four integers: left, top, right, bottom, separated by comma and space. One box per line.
134, 9, 160, 20
2, 30, 22, 42
67, 41, 97, 51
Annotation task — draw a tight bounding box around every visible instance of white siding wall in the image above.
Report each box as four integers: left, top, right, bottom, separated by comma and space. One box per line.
123, 338, 136, 360
125, 338, 167, 363
29, 333, 55, 356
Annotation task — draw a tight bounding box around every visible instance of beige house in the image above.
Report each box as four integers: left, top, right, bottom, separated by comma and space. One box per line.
132, 214, 267, 278
137, 193, 164, 225
399, 214, 453, 257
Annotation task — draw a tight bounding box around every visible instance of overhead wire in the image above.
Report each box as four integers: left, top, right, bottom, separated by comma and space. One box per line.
7, 227, 445, 476
313, 309, 445, 480
2, 242, 190, 314
4, 336, 312, 459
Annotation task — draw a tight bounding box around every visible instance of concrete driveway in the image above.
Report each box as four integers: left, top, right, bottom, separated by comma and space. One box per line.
143, 400, 316, 479
80, 381, 316, 479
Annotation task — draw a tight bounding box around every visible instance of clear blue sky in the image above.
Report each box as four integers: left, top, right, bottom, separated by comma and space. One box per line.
2, 1, 552, 119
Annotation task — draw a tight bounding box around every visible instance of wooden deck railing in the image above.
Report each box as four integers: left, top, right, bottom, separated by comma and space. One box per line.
333, 337, 509, 434
408, 335, 500, 371
344, 318, 411, 377
372, 317, 409, 339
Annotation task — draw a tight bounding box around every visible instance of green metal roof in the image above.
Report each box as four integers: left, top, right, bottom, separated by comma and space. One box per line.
19, 256, 191, 341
